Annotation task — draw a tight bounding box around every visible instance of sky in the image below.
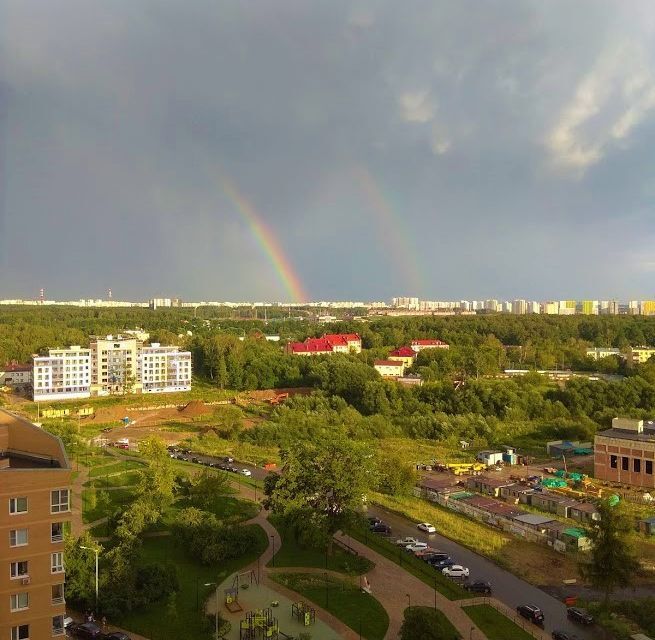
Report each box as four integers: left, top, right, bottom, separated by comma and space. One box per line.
2, 1, 655, 303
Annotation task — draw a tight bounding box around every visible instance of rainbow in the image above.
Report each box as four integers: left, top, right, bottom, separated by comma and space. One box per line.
354, 166, 425, 294
219, 175, 309, 302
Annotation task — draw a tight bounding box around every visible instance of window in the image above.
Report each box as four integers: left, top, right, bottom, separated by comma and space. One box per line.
52, 616, 64, 636
51, 584, 65, 605
10, 529, 28, 547
51, 552, 64, 573
9, 497, 27, 514
634, 458, 642, 473
10, 561, 28, 579
11, 625, 29, 640
51, 522, 64, 543
647, 460, 653, 475
610, 455, 618, 469
51, 490, 69, 514
622, 457, 629, 471
10, 592, 29, 611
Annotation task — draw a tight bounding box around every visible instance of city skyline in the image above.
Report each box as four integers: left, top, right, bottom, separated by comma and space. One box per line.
3, 2, 655, 300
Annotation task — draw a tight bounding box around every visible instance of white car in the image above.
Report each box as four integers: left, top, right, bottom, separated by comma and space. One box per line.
241, 469, 252, 477
395, 536, 420, 546
405, 542, 429, 552
442, 564, 469, 578
417, 522, 436, 533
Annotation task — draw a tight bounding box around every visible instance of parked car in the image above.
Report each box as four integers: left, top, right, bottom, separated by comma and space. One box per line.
417, 522, 436, 533
395, 536, 419, 546
552, 631, 578, 640
367, 516, 382, 526
103, 633, 131, 640
224, 456, 234, 463
423, 552, 449, 563
405, 542, 429, 552
191, 457, 200, 463
429, 557, 455, 569
241, 468, 252, 477
516, 604, 545, 625
567, 607, 593, 625
442, 564, 469, 578
371, 523, 392, 535
69, 622, 103, 639
464, 580, 492, 594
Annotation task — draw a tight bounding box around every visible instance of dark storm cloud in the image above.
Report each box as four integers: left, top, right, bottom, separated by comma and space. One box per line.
2, 0, 655, 301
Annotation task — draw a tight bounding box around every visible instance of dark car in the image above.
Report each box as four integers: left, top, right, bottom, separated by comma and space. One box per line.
552, 631, 579, 640
70, 622, 103, 639
516, 604, 545, 625
567, 607, 593, 625
464, 580, 492, 594
102, 633, 131, 640
430, 558, 455, 569
371, 523, 391, 535
367, 516, 382, 527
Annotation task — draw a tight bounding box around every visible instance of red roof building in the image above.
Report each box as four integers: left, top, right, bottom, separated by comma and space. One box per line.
287, 333, 362, 356
410, 339, 449, 352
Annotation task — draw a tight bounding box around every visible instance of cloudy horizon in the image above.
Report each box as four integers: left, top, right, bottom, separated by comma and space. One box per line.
2, 1, 655, 302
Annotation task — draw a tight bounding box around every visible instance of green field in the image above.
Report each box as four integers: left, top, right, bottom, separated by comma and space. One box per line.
463, 604, 535, 640
82, 487, 136, 523
118, 525, 268, 640
271, 572, 389, 640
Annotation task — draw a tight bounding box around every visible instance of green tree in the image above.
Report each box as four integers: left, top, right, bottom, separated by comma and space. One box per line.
137, 438, 176, 509
188, 468, 230, 509
64, 532, 102, 608
265, 436, 374, 553
579, 498, 641, 604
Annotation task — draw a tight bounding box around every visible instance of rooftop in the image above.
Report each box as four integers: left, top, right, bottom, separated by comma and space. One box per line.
596, 426, 655, 442
374, 359, 404, 367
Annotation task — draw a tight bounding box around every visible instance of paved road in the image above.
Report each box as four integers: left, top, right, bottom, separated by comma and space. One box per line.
168, 448, 269, 481
368, 505, 598, 640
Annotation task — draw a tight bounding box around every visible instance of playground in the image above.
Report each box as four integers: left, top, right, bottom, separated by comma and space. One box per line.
215, 570, 340, 640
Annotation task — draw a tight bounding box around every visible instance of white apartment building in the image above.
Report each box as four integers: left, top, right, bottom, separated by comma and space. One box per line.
90, 335, 142, 396
32, 346, 91, 401
139, 343, 192, 393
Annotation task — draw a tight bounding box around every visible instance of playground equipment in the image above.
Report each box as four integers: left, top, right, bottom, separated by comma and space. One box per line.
233, 569, 259, 590
224, 587, 242, 613
239, 608, 279, 639
291, 602, 316, 627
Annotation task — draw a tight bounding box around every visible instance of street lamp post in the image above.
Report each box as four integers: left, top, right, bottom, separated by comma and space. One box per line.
434, 576, 437, 610
204, 582, 219, 640
270, 535, 276, 567
406, 593, 411, 610
80, 546, 99, 609
324, 572, 329, 609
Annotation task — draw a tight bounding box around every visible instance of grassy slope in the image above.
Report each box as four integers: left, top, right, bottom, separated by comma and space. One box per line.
268, 515, 374, 575
462, 604, 535, 640
271, 572, 389, 640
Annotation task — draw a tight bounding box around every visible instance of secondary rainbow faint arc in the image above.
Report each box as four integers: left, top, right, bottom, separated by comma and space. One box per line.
354, 166, 425, 294
220, 176, 309, 302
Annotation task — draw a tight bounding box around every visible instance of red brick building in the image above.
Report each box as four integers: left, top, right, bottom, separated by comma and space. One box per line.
594, 418, 655, 489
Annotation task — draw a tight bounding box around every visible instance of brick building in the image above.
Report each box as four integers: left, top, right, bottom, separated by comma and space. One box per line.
0, 409, 72, 640
594, 417, 655, 489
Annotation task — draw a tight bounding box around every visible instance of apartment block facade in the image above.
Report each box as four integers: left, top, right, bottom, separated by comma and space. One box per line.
33, 347, 91, 402
32, 335, 192, 401
139, 343, 192, 393
0, 410, 72, 640
594, 418, 655, 489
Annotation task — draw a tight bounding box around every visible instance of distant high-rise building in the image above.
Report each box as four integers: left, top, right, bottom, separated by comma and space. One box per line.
511, 299, 527, 315
559, 300, 576, 315
542, 301, 558, 314
33, 346, 92, 401
581, 300, 599, 315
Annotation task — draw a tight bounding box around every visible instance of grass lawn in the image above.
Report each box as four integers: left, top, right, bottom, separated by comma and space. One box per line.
86, 469, 142, 488
347, 526, 470, 601
463, 604, 535, 640
88, 459, 145, 478
268, 516, 374, 575
403, 607, 462, 639
82, 487, 136, 523
271, 572, 389, 640
76, 448, 116, 468
118, 525, 268, 640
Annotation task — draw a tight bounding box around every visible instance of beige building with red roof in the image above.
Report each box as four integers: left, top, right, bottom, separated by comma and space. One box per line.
410, 339, 449, 352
